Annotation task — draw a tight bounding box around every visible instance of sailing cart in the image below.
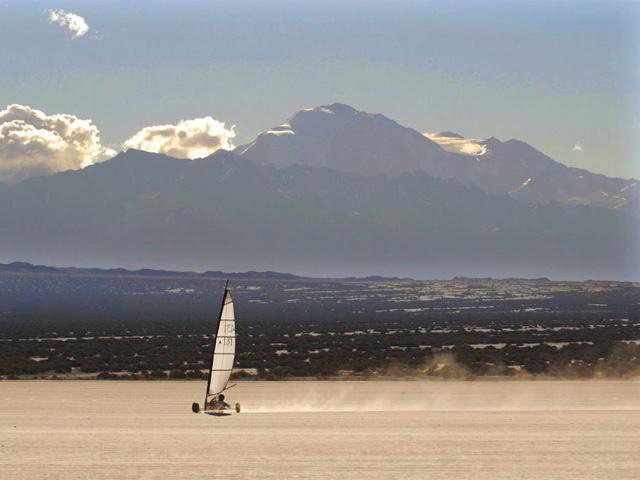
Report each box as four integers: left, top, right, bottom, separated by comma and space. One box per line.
192, 281, 241, 414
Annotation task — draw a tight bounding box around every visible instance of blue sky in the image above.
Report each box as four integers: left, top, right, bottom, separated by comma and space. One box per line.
1, 0, 639, 178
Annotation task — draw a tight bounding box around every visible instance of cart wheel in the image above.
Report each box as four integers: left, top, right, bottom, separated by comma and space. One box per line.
235, 403, 241, 413
192, 402, 200, 413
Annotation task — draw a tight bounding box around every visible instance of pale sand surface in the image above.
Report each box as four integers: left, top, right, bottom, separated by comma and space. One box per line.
1, 380, 639, 479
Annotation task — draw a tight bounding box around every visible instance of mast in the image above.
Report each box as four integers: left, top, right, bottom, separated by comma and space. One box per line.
204, 279, 230, 409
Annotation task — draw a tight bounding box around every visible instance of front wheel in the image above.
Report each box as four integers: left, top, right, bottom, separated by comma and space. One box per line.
192, 402, 200, 413
235, 403, 241, 413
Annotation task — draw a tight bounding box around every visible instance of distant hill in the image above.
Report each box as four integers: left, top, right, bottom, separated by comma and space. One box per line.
452, 276, 551, 282
0, 261, 304, 280
0, 262, 415, 282
0, 148, 637, 280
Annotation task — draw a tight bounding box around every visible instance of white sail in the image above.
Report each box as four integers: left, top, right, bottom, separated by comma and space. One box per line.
206, 288, 235, 397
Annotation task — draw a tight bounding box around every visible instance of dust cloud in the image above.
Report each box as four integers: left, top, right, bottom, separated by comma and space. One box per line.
239, 380, 640, 414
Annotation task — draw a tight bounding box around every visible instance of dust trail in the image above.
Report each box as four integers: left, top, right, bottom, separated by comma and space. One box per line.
243, 383, 415, 413
237, 380, 640, 414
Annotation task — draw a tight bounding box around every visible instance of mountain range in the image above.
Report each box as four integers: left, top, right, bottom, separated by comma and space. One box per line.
236, 103, 639, 211
0, 104, 638, 280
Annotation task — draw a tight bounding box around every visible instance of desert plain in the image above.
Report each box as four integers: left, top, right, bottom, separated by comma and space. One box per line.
1, 380, 639, 479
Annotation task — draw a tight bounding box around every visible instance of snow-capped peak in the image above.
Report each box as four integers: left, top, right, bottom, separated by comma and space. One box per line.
234, 103, 444, 177
286, 103, 369, 137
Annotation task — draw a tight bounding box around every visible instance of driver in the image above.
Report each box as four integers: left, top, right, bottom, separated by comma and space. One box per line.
210, 394, 230, 409
217, 394, 230, 409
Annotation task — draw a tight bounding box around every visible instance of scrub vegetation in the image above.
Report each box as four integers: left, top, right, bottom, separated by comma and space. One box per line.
1, 272, 638, 379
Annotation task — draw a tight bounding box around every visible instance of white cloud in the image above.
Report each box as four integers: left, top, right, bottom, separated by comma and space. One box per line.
0, 104, 115, 184
572, 142, 583, 153
48, 9, 89, 38
122, 117, 236, 159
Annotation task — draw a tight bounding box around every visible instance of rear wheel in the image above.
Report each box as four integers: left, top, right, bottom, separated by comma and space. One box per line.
192, 402, 200, 413
235, 403, 241, 413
